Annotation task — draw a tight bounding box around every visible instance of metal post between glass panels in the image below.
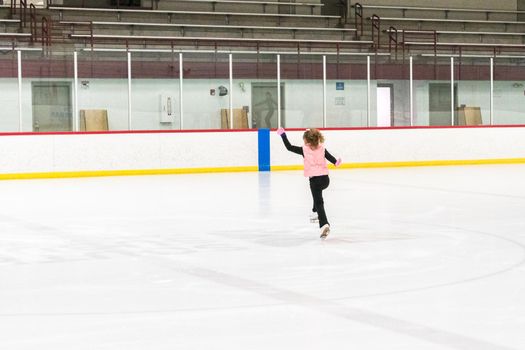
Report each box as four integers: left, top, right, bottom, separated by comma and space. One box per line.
490, 57, 494, 125
179, 52, 184, 130
367, 55, 371, 127
229, 53, 233, 130
277, 54, 281, 128
127, 51, 132, 130
450, 56, 454, 126
17, 50, 22, 132
74, 51, 79, 132
409, 56, 413, 126
323, 55, 326, 127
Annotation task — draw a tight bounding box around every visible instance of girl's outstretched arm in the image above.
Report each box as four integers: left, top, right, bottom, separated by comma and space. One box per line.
277, 128, 303, 156
325, 149, 337, 164
325, 149, 342, 167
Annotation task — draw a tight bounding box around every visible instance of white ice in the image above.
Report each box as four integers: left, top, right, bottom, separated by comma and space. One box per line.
0, 165, 525, 350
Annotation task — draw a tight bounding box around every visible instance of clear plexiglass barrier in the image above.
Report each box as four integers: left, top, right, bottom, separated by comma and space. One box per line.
0, 48, 520, 132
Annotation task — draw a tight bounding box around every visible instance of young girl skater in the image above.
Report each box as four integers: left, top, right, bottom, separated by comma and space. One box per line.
277, 127, 341, 238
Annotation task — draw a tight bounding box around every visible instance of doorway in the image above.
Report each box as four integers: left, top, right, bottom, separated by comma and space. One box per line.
251, 83, 285, 129
377, 84, 393, 127
32, 82, 72, 132
429, 83, 458, 126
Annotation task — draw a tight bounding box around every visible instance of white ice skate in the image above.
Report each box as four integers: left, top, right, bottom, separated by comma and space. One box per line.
309, 213, 319, 223
320, 224, 330, 239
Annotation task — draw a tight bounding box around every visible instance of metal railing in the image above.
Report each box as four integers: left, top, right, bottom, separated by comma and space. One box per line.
42, 16, 51, 48
388, 26, 398, 60
29, 3, 36, 43
401, 29, 437, 61
354, 2, 363, 38
371, 14, 380, 50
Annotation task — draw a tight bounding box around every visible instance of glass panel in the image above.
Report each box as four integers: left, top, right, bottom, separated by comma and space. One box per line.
131, 52, 180, 130
326, 55, 368, 127
0, 51, 19, 132
233, 53, 277, 129
22, 50, 74, 132
77, 51, 129, 131
182, 52, 229, 130
371, 55, 410, 127
413, 56, 453, 127
494, 58, 525, 125
455, 57, 490, 126
280, 54, 323, 129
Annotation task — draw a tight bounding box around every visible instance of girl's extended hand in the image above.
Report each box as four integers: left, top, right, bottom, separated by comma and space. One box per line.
277, 127, 285, 136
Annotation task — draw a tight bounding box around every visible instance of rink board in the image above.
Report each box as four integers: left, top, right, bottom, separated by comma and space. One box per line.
1, 126, 525, 179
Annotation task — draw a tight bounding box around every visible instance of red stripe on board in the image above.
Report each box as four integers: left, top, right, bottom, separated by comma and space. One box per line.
1, 124, 525, 137
0, 128, 257, 137
278, 124, 525, 132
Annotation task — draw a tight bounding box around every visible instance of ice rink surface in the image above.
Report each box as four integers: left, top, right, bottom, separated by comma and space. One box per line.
0, 165, 525, 350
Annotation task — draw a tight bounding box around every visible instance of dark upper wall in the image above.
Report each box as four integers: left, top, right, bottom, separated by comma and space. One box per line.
61, 0, 141, 7
349, 0, 517, 11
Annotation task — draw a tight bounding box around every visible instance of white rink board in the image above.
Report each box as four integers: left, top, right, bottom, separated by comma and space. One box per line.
1, 126, 525, 175
0, 131, 258, 174
270, 127, 525, 167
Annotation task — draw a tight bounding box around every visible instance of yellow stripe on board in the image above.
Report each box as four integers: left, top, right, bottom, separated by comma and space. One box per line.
271, 157, 525, 171
0, 166, 259, 181
3, 158, 525, 180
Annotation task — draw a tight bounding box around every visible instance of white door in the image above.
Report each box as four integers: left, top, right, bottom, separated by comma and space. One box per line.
377, 85, 392, 127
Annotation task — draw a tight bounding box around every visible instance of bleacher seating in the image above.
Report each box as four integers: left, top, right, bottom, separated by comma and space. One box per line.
3, 0, 525, 57
48, 6, 341, 27
59, 20, 357, 42
351, 3, 525, 57
152, 0, 324, 15
42, 1, 364, 52
0, 0, 365, 52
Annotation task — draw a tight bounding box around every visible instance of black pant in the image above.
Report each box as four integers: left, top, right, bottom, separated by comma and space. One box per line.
309, 175, 330, 228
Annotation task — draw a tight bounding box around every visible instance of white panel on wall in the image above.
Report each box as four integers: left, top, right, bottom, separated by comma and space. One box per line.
414, 81, 430, 126
377, 86, 392, 127
326, 80, 368, 127
493, 81, 525, 125
457, 80, 491, 125
184, 79, 230, 130
131, 80, 180, 130
283, 80, 324, 128
0, 79, 20, 132
159, 94, 176, 124
78, 79, 129, 131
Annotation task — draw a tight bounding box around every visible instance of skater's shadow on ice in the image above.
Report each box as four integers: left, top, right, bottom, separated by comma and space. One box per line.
213, 227, 318, 247
212, 226, 418, 247
321, 231, 419, 244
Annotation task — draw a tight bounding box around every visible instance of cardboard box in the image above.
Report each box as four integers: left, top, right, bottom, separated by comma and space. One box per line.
80, 109, 109, 131
220, 108, 248, 129
457, 106, 482, 126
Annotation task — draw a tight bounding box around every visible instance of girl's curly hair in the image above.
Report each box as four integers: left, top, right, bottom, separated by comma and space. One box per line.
303, 128, 325, 148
